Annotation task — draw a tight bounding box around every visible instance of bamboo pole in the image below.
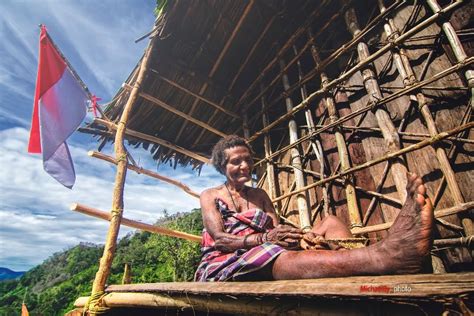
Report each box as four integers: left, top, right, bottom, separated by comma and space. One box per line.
122, 264, 131, 285
427, 0, 474, 106
279, 58, 311, 230
254, 57, 474, 167
271, 122, 474, 203
89, 26, 158, 302
282, 164, 402, 206
261, 92, 278, 205
312, 124, 474, 145
151, 71, 240, 119
345, 7, 408, 202
293, 44, 330, 216
351, 201, 474, 235
235, 1, 336, 111
308, 39, 362, 226
248, 1, 465, 144
175, 0, 254, 143
71, 203, 202, 242
377, 1, 473, 236
426, 0, 474, 235
122, 83, 228, 138
94, 118, 210, 164
88, 151, 200, 199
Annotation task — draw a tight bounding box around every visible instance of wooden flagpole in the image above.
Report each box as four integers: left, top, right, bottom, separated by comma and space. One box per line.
87, 18, 160, 313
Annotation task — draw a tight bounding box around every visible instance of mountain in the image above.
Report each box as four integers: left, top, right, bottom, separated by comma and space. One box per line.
0, 267, 25, 281
0, 209, 203, 316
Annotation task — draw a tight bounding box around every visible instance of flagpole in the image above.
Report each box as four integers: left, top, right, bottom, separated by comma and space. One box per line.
38, 24, 107, 119
86, 16, 162, 314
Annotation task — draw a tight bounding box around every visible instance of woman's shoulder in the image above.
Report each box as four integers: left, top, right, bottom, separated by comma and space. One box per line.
200, 185, 225, 199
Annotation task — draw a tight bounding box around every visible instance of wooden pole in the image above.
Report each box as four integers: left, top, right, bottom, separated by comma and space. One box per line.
253, 57, 474, 168
260, 90, 279, 207
152, 71, 240, 119
175, 0, 254, 143
293, 45, 330, 216
351, 201, 474, 235
307, 39, 362, 225
345, 7, 408, 202
88, 151, 200, 199
89, 24, 158, 303
377, 1, 473, 237
426, 0, 474, 236
122, 264, 131, 285
271, 122, 474, 203
248, 1, 466, 144
71, 203, 202, 242
279, 58, 311, 230
94, 118, 210, 164
122, 84, 228, 138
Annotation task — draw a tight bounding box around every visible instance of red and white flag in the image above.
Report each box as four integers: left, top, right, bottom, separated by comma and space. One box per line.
28, 25, 88, 188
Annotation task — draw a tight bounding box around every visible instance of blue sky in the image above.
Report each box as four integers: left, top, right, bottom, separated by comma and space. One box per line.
0, 0, 223, 271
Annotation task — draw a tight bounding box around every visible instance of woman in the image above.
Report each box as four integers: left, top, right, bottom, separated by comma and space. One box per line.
195, 135, 434, 281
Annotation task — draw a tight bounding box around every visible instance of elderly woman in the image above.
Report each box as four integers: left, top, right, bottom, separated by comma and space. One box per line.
195, 135, 433, 282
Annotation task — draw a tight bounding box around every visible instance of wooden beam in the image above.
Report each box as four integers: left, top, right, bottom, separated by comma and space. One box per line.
378, 1, 472, 236
248, 1, 466, 144
279, 58, 311, 230
123, 83, 227, 138
151, 70, 240, 119
351, 201, 474, 235
174, 0, 255, 143
71, 203, 202, 243
88, 151, 200, 199
271, 122, 474, 204
253, 57, 474, 165
94, 118, 210, 164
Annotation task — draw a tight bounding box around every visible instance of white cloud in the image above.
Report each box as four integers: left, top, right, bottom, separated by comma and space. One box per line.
0, 127, 222, 271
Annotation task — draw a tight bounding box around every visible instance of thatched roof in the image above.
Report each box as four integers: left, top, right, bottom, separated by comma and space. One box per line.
85, 0, 376, 170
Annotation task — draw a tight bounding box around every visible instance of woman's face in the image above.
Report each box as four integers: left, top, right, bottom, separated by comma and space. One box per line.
223, 146, 253, 185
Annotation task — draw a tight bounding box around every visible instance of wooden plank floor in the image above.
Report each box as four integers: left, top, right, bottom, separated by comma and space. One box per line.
106, 272, 474, 299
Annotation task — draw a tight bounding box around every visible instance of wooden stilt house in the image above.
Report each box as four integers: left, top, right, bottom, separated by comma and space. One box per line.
73, 0, 474, 314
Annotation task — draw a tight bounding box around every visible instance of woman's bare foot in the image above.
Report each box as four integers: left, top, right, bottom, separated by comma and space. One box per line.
376, 173, 434, 274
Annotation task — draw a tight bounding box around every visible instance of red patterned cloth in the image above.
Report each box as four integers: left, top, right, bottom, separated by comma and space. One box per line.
194, 198, 285, 282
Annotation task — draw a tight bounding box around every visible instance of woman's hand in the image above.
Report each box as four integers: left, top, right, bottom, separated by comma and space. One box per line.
264, 225, 304, 249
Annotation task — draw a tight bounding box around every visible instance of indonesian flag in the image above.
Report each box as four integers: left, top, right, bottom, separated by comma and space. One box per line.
28, 25, 88, 188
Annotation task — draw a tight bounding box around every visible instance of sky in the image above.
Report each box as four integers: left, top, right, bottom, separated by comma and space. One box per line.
0, 1, 223, 271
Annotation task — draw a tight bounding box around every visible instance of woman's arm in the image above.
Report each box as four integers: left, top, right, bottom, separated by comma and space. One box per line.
255, 188, 304, 248
200, 188, 262, 253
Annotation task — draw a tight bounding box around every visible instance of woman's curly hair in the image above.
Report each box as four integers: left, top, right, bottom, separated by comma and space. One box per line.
211, 135, 253, 174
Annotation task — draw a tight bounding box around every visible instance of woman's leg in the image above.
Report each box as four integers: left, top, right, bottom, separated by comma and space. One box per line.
311, 215, 353, 239
272, 173, 433, 279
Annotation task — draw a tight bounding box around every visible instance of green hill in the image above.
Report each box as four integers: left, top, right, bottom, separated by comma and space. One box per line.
0, 209, 203, 316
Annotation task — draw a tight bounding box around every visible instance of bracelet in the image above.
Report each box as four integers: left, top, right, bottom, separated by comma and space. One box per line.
243, 234, 251, 248
262, 232, 269, 243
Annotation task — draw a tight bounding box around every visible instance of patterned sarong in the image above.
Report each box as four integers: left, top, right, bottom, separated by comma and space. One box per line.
194, 198, 285, 281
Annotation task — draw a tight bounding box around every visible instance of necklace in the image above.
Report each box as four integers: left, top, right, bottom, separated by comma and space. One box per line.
224, 182, 249, 212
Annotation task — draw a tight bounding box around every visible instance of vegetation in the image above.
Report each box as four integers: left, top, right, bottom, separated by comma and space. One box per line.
0, 209, 203, 316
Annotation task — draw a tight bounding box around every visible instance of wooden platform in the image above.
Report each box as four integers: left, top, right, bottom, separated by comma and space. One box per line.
75, 273, 474, 315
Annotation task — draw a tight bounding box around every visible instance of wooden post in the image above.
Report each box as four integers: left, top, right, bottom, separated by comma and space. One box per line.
377, 1, 473, 237
271, 122, 474, 203
426, 0, 474, 236
293, 45, 331, 216
88, 24, 158, 309
344, 7, 408, 202
260, 90, 279, 207
306, 39, 362, 226
279, 58, 311, 230
122, 264, 131, 285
